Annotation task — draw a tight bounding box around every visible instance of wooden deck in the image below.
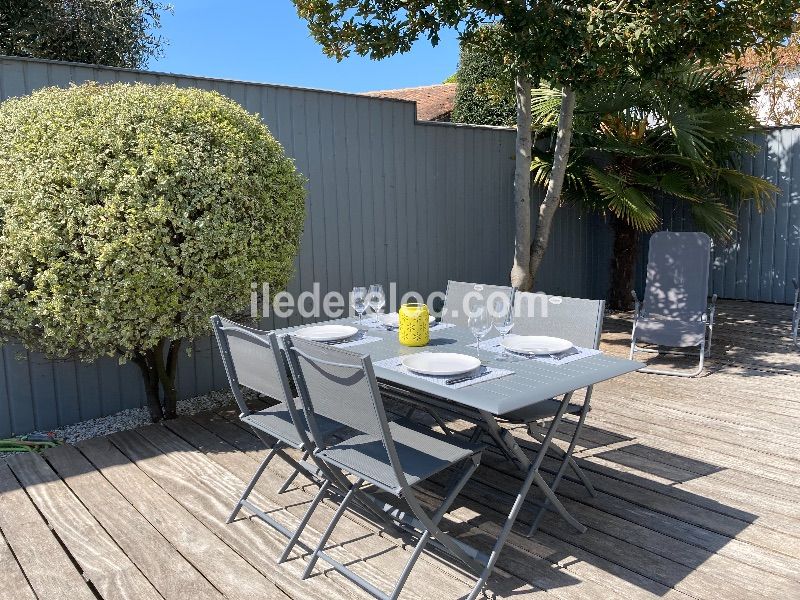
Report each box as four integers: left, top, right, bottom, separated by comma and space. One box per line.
1, 299, 799, 600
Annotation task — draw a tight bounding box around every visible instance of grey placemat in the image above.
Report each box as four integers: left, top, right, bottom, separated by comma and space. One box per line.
374, 355, 513, 389
333, 332, 382, 348
470, 336, 601, 365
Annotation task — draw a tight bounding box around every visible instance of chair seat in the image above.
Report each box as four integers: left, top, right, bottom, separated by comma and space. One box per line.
242, 403, 342, 449
317, 419, 484, 496
635, 315, 706, 347
503, 399, 583, 423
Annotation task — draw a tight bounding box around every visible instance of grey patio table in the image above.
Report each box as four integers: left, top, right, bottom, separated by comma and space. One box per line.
277, 318, 643, 599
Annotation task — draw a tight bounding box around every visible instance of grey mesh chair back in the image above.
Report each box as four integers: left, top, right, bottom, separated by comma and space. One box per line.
513, 292, 604, 349
442, 280, 514, 327
284, 335, 407, 492
642, 232, 712, 321
211, 315, 293, 416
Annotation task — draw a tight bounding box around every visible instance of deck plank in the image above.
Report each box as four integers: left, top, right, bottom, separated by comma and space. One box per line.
44, 444, 223, 600
6, 452, 162, 600
0, 462, 96, 600
0, 532, 35, 600
470, 456, 800, 600
77, 435, 293, 600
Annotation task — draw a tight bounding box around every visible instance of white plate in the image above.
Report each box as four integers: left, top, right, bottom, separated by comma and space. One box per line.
378, 313, 436, 328
294, 324, 359, 342
401, 352, 481, 377
502, 335, 573, 355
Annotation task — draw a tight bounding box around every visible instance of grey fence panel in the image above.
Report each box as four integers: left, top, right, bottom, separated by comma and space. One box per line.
1, 55, 798, 437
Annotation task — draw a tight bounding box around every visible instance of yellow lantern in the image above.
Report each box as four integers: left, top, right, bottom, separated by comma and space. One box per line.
398, 303, 430, 347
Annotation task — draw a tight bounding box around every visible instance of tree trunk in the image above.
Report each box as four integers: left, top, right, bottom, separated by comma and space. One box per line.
164, 339, 181, 419
609, 217, 640, 311
510, 72, 533, 291
133, 353, 164, 422
152, 338, 181, 420
132, 338, 182, 422
529, 86, 576, 288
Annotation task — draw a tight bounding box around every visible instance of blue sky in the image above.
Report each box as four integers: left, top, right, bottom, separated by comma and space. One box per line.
149, 1, 461, 93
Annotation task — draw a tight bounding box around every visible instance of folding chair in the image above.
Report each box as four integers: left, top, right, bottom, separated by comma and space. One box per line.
495, 292, 603, 537
793, 278, 799, 349
441, 280, 514, 326
629, 231, 717, 377
211, 316, 342, 545
283, 334, 486, 600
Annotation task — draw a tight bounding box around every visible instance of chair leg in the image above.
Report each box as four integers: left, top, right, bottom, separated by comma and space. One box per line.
469, 426, 483, 444
227, 445, 279, 523
387, 458, 480, 600
278, 478, 331, 563
426, 408, 453, 436
277, 449, 309, 494
390, 530, 431, 600
302, 479, 363, 579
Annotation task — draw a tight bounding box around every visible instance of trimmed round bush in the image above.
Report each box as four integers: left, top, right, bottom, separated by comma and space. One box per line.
0, 82, 306, 420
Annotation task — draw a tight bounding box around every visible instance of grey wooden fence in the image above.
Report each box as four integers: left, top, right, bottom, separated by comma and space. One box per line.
0, 55, 797, 437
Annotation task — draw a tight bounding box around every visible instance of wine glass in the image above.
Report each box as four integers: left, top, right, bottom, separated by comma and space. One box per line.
368, 284, 386, 326
468, 305, 493, 359
493, 297, 514, 362
352, 286, 368, 324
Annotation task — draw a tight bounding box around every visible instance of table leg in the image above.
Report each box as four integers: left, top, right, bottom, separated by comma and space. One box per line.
467, 392, 585, 599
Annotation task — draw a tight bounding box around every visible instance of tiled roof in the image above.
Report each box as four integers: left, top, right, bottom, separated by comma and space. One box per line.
362, 83, 456, 121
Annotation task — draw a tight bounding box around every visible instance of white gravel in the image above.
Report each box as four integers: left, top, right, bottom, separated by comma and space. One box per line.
0, 389, 239, 461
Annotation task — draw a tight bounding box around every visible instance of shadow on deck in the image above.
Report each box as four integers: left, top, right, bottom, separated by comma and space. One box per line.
1, 300, 798, 600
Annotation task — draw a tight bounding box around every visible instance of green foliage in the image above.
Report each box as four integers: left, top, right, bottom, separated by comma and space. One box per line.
529, 63, 778, 240
0, 82, 306, 364
292, 1, 796, 88
452, 24, 515, 126
0, 0, 168, 68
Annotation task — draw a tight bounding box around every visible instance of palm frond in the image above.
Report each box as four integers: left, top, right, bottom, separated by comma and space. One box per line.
585, 166, 660, 231
530, 87, 563, 129
689, 200, 737, 241
632, 171, 709, 203
530, 149, 592, 197
715, 168, 779, 210
655, 106, 713, 160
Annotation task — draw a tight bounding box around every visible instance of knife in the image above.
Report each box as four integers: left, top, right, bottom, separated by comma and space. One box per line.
549, 347, 580, 361
446, 367, 489, 386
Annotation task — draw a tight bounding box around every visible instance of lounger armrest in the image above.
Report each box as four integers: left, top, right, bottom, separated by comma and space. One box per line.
631, 290, 640, 318
705, 294, 718, 325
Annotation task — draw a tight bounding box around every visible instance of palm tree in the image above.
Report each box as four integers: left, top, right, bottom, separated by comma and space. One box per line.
530, 63, 778, 310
